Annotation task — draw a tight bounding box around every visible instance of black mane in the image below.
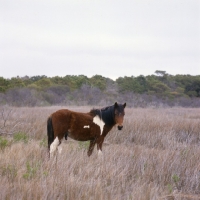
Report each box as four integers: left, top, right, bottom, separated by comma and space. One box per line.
90, 105, 115, 126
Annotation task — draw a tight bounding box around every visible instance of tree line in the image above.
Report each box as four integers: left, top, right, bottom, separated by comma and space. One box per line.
0, 71, 200, 107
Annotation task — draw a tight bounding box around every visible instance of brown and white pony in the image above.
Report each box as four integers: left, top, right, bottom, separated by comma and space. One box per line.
47, 102, 126, 157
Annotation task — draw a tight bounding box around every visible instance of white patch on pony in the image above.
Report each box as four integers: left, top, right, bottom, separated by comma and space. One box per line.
93, 115, 105, 135
50, 137, 59, 156
83, 125, 90, 128
98, 150, 103, 156
58, 143, 62, 154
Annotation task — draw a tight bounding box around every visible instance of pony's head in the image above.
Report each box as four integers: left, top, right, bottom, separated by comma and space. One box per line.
114, 102, 126, 130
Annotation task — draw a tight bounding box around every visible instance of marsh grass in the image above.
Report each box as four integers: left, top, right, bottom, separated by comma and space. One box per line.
0, 136, 9, 150
0, 106, 200, 199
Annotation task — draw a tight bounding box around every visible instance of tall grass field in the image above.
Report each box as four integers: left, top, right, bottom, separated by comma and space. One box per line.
0, 106, 200, 199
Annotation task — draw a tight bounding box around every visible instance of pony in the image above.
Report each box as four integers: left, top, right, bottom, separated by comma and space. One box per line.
47, 102, 126, 157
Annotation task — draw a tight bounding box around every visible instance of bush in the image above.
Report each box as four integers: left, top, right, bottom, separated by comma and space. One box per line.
23, 161, 40, 180
13, 132, 29, 143
0, 136, 9, 150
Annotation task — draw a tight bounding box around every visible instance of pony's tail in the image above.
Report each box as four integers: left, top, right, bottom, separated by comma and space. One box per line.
47, 117, 54, 150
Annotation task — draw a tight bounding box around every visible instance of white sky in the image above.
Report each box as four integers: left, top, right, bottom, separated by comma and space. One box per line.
0, 0, 200, 80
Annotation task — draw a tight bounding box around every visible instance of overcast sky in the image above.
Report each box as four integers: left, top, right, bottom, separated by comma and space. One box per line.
0, 0, 200, 80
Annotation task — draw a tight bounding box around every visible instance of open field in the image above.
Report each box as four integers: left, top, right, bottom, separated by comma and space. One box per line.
1, 106, 200, 200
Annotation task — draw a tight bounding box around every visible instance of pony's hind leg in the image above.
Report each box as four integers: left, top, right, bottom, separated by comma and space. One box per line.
64, 132, 68, 140
50, 137, 60, 158
57, 139, 63, 154
87, 140, 96, 157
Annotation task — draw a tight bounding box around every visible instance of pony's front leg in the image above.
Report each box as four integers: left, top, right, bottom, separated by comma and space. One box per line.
96, 136, 105, 156
87, 140, 96, 157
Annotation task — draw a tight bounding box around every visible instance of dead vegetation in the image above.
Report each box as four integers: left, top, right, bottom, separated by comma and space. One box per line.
0, 106, 200, 199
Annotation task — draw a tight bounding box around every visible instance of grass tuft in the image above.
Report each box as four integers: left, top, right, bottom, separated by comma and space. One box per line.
13, 132, 29, 143
0, 136, 9, 150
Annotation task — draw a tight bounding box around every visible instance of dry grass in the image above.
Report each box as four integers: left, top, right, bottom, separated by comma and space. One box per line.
1, 106, 200, 200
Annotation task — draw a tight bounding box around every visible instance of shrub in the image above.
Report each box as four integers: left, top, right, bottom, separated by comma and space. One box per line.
13, 132, 29, 143
0, 136, 9, 150
23, 161, 40, 180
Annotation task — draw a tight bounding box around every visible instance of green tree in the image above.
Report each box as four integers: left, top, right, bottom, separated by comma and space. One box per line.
185, 77, 200, 97
116, 76, 147, 93
35, 78, 52, 88
0, 77, 9, 92
155, 70, 166, 76
89, 75, 107, 90
8, 77, 25, 89
147, 78, 170, 95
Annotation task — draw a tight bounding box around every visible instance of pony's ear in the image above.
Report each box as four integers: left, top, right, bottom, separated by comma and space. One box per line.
114, 102, 118, 108
123, 103, 126, 108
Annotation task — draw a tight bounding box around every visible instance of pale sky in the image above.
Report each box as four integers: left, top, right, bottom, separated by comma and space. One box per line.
0, 0, 200, 80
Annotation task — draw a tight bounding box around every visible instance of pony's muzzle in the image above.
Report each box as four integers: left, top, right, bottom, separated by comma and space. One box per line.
118, 125, 123, 130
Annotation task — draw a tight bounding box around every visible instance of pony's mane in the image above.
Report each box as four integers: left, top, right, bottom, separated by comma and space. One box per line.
89, 105, 111, 116
89, 105, 115, 125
